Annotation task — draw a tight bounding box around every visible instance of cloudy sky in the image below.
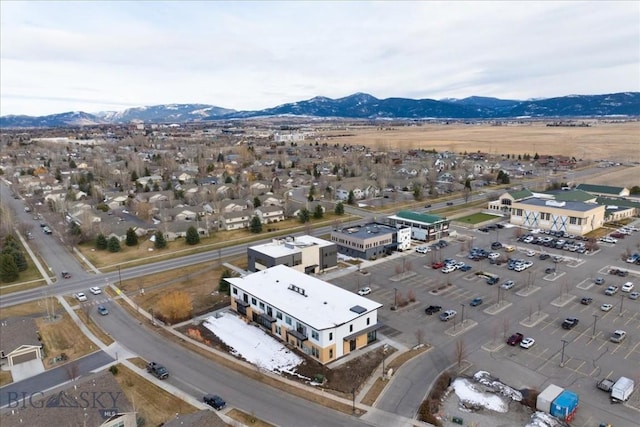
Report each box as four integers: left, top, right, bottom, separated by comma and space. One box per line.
1, 1, 639, 116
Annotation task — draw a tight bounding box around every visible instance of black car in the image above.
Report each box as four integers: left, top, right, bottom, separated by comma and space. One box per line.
539, 253, 550, 260
562, 317, 579, 329
580, 297, 593, 305
478, 227, 489, 233
424, 305, 442, 315
425, 204, 432, 208
470, 297, 483, 307
61, 271, 71, 279
491, 242, 502, 250
446, 202, 454, 206
545, 267, 556, 274
203, 394, 226, 410
486, 276, 500, 285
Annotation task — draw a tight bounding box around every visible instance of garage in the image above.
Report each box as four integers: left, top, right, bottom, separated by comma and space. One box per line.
7, 345, 42, 366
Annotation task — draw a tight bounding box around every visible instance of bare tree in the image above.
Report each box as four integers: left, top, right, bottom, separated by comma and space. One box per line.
454, 339, 467, 367
64, 361, 79, 382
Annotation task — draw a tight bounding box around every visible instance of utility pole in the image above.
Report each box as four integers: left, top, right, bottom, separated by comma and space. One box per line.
460, 303, 465, 326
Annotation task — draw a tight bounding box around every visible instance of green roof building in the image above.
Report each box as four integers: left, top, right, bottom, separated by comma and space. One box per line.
387, 211, 450, 241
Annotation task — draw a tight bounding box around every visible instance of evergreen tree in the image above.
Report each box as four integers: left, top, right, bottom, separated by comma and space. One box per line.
154, 231, 167, 249
186, 226, 200, 245
347, 190, 355, 205
298, 208, 311, 223
131, 170, 138, 182
335, 201, 345, 215
218, 268, 231, 295
313, 204, 324, 219
0, 254, 19, 282
253, 196, 261, 208
250, 215, 263, 233
126, 228, 138, 246
308, 186, 315, 202
107, 236, 121, 252
12, 250, 28, 271
96, 234, 108, 250
217, 152, 224, 162
69, 159, 77, 169
464, 178, 472, 191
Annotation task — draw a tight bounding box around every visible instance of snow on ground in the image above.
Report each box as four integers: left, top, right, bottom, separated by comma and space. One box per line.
203, 313, 303, 374
526, 411, 570, 427
337, 253, 357, 262
451, 378, 509, 413
473, 370, 523, 401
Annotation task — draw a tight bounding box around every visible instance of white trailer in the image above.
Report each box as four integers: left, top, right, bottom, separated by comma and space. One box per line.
536, 384, 564, 413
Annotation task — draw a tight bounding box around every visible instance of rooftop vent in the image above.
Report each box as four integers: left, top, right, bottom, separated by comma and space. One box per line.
545, 200, 566, 207
288, 284, 307, 297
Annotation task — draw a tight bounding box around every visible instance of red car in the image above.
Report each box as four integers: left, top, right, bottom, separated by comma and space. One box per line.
432, 261, 444, 269
610, 232, 625, 239
507, 332, 524, 346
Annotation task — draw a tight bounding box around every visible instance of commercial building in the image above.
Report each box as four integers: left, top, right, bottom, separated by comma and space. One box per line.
510, 198, 605, 236
386, 211, 450, 241
247, 235, 337, 273
575, 184, 629, 198
330, 222, 411, 260
227, 265, 382, 364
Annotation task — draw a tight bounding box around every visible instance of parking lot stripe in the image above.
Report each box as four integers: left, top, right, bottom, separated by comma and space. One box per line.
625, 341, 640, 360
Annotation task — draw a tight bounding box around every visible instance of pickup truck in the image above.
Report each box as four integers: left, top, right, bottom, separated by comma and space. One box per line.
146, 362, 169, 379
597, 378, 615, 392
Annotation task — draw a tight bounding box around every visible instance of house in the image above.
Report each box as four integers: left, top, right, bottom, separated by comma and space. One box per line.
0, 317, 42, 367
0, 371, 136, 427
247, 235, 337, 273
254, 205, 285, 224
226, 265, 382, 364
330, 222, 412, 260
220, 210, 252, 230
387, 211, 451, 242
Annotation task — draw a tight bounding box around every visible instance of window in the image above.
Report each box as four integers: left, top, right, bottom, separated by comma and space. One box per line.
329, 332, 333, 341
285, 316, 292, 325
232, 287, 238, 295
259, 302, 265, 310
311, 347, 319, 357
311, 330, 319, 340
569, 217, 577, 225
349, 324, 353, 332
251, 297, 257, 305
366, 317, 370, 325
329, 349, 334, 359
275, 325, 281, 335
276, 311, 283, 320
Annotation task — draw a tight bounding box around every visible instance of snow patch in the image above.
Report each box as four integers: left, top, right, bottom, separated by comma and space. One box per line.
452, 378, 509, 413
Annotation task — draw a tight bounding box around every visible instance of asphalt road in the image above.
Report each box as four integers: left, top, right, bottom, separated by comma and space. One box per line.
0, 351, 113, 408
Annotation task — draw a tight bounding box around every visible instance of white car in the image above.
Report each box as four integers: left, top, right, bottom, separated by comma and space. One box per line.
441, 265, 456, 274
526, 250, 536, 257
90, 287, 102, 295
488, 252, 500, 260
514, 264, 527, 272
629, 291, 639, 300
600, 303, 613, 312
415, 246, 430, 254
75, 292, 87, 302
357, 287, 372, 296
600, 236, 617, 244
501, 280, 515, 290
621, 282, 634, 292
520, 337, 535, 349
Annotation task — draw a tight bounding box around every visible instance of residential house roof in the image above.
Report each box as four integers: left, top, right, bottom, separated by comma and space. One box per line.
0, 316, 40, 355
226, 265, 381, 331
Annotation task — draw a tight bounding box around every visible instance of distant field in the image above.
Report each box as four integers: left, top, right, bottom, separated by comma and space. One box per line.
321, 122, 640, 161
455, 212, 501, 225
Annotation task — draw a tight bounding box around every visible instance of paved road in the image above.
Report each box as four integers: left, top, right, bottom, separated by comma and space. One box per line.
0, 351, 113, 408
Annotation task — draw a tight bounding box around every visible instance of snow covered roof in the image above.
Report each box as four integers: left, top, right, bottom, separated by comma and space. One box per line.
226, 265, 382, 330
249, 235, 333, 257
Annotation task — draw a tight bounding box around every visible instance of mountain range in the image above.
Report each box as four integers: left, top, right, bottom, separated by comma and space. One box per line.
1, 92, 638, 128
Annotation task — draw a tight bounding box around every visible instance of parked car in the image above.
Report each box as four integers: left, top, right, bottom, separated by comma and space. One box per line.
470, 297, 483, 307
97, 305, 109, 315
432, 261, 444, 269
203, 394, 226, 410
488, 252, 500, 260
520, 337, 536, 349
594, 277, 605, 285
446, 202, 454, 206
74, 292, 87, 302
621, 282, 634, 292
629, 291, 639, 300
441, 265, 456, 274
580, 297, 593, 305
89, 287, 102, 295
486, 276, 500, 285
526, 250, 536, 257
425, 305, 442, 315
459, 264, 472, 272
501, 280, 515, 290
491, 242, 502, 250
605, 286, 619, 296
507, 332, 524, 346
610, 330, 627, 343
562, 317, 579, 329
439, 310, 457, 321
600, 303, 613, 312
415, 246, 430, 254
61, 271, 71, 279
357, 287, 372, 296
146, 362, 169, 379
545, 267, 556, 274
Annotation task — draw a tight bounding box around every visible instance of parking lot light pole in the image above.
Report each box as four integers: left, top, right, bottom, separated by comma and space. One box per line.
460, 303, 465, 325
592, 314, 598, 338
619, 293, 624, 316
560, 339, 568, 367
393, 287, 398, 310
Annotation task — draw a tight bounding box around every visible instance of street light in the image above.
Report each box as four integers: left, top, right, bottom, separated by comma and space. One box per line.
460, 303, 465, 326
560, 339, 568, 367
619, 293, 624, 316
393, 287, 398, 310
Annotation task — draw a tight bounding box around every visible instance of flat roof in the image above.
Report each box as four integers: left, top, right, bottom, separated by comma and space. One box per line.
515, 197, 603, 212
389, 211, 447, 225
226, 265, 382, 330
249, 235, 333, 257
333, 222, 397, 239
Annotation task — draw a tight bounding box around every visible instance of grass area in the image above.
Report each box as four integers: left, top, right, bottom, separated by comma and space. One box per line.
76, 308, 115, 346
37, 312, 98, 367
0, 299, 53, 318
0, 279, 48, 295
454, 212, 501, 224
226, 408, 275, 427
112, 364, 197, 426
361, 377, 386, 406
127, 357, 148, 370
0, 371, 13, 387
388, 346, 430, 371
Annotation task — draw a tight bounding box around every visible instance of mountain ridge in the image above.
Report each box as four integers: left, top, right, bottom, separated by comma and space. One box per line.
1, 92, 639, 128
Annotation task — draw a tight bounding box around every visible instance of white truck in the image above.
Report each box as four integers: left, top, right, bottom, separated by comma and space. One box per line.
611, 377, 634, 402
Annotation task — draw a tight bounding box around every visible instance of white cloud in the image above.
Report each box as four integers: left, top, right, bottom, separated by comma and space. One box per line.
1, 1, 638, 115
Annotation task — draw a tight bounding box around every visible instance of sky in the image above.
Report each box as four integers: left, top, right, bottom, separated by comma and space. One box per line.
1, 1, 639, 116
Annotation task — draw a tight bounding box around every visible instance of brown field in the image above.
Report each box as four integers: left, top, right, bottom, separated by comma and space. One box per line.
36, 313, 97, 366
0, 371, 13, 387
112, 364, 197, 426
323, 122, 640, 161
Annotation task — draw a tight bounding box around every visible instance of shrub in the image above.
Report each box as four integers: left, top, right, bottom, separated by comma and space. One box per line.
109, 365, 119, 375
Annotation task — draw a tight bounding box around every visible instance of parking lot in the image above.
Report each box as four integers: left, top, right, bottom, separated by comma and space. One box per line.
328, 220, 640, 425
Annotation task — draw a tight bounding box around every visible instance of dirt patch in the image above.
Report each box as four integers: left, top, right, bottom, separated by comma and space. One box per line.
36, 313, 97, 367
0, 371, 13, 387
111, 364, 198, 426
226, 408, 275, 427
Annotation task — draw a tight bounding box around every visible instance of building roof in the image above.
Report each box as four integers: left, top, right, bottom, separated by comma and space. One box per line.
333, 222, 398, 239
575, 183, 627, 195
507, 189, 534, 200
226, 265, 382, 330
389, 211, 447, 225
250, 235, 333, 257
0, 316, 40, 354
514, 198, 603, 212
545, 189, 596, 202
1, 370, 134, 426
596, 197, 640, 209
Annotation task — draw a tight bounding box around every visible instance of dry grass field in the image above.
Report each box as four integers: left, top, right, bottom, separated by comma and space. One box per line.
322, 121, 640, 161
36, 313, 97, 367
